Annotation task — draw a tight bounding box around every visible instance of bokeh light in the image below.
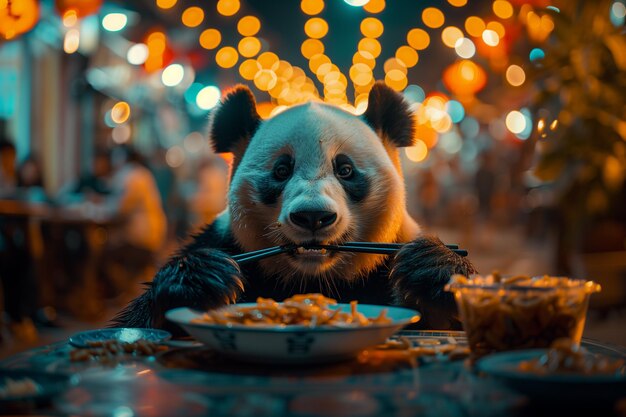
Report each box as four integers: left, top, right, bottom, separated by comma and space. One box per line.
384, 69, 408, 91
111, 101, 131, 124
254, 69, 278, 91
363, 0, 385, 13
482, 29, 500, 46
505, 110, 526, 134
358, 37, 382, 57
127, 43, 149, 65
529, 48, 545, 62
441, 26, 463, 48
196, 86, 221, 110
407, 28, 430, 50
239, 59, 261, 80
64, 29, 80, 54
447, 0, 468, 6
405, 140, 428, 162
182, 7, 204, 28
493, 0, 514, 19
353, 51, 376, 69
301, 38, 325, 59
304, 17, 329, 39
446, 100, 465, 123
404, 84, 425, 103
156, 0, 177, 9
344, 0, 370, 6
161, 63, 185, 87
360, 17, 384, 38
258, 52, 279, 69
216, 46, 239, 68
486, 21, 506, 38
465, 16, 485, 37
199, 29, 222, 50
217, 0, 241, 16
454, 37, 475, 58
102, 13, 127, 32
395, 46, 418, 68
237, 16, 261, 36
301, 0, 325, 15
505, 64, 525, 86
422, 7, 445, 29
166, 146, 185, 168
238, 37, 261, 58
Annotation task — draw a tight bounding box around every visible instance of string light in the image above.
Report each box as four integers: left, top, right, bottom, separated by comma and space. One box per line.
237, 16, 261, 36
304, 17, 329, 39
182, 7, 204, 28
301, 38, 325, 59
217, 0, 240, 16
493, 0, 513, 19
395, 46, 418, 68
505, 64, 525, 86
196, 86, 221, 110
422, 7, 445, 29
407, 28, 430, 50
482, 29, 500, 46
441, 26, 463, 48
465, 16, 485, 37
360, 17, 384, 38
238, 37, 261, 57
199, 29, 222, 50
161, 63, 185, 87
102, 13, 127, 32
301, 0, 325, 15
505, 110, 526, 134
363, 0, 385, 13
156, 0, 177, 9
358, 38, 382, 57
454, 38, 475, 58
111, 102, 131, 124
216, 46, 239, 68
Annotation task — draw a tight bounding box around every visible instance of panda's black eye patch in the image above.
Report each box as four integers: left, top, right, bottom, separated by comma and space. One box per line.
334, 154, 369, 203
272, 154, 293, 181
334, 154, 355, 180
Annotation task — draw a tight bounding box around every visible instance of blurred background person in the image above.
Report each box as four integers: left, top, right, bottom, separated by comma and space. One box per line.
98, 145, 167, 303
187, 156, 229, 232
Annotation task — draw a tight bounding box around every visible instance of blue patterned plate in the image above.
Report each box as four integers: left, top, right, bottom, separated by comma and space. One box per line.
166, 304, 420, 363
68, 328, 172, 348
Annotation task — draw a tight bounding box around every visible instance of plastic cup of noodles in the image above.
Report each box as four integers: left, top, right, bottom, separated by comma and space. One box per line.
445, 274, 601, 361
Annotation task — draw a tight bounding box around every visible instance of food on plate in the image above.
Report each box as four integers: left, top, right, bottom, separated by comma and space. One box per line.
69, 339, 168, 364
0, 377, 41, 398
191, 293, 392, 327
518, 338, 625, 376
446, 273, 601, 359
377, 336, 471, 361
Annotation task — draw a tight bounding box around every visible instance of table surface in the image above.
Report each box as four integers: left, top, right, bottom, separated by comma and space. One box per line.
1, 330, 625, 417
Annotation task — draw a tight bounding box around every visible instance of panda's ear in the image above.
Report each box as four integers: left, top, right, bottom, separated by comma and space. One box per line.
363, 82, 415, 147
209, 85, 261, 154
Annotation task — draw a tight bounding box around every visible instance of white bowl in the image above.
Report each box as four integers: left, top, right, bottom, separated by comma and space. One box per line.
165, 303, 420, 363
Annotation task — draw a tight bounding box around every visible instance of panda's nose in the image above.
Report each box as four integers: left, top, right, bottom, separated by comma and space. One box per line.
289, 211, 337, 232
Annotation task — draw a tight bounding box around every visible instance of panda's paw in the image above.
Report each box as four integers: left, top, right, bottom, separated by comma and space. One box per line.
389, 235, 476, 330
113, 249, 244, 336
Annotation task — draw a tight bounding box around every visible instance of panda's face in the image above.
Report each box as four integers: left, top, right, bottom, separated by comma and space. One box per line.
229, 103, 408, 281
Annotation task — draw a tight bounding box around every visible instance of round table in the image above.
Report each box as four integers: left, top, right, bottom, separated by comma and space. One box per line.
1, 331, 625, 417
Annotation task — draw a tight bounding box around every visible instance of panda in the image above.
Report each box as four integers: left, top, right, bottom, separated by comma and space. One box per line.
113, 82, 475, 334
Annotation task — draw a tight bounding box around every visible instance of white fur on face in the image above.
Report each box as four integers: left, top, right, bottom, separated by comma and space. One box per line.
228, 103, 417, 284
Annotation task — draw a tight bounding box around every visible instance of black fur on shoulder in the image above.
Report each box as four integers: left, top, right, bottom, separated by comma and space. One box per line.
390, 235, 476, 330
209, 85, 261, 154
363, 82, 415, 148
111, 248, 244, 336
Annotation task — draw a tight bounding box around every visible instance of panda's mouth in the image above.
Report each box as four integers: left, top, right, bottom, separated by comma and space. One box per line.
290, 241, 335, 261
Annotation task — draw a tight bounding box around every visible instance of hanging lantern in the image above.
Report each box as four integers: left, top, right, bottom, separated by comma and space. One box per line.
0, 0, 40, 41
54, 0, 102, 19
443, 60, 487, 96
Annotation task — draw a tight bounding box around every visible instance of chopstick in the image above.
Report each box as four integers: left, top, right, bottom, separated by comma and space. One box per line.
232, 245, 295, 264
231, 241, 468, 265
309, 243, 468, 257
342, 242, 460, 250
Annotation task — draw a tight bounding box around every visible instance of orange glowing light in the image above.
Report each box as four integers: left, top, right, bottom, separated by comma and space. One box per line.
217, 0, 240, 16
384, 57, 407, 74
111, 101, 131, 124
505, 64, 525, 86
352, 51, 376, 69
237, 16, 261, 36
199, 28, 221, 50
395, 46, 418, 68
422, 7, 444, 29
465, 16, 485, 37
301, 38, 325, 59
0, 0, 40, 40
304, 17, 328, 39
493, 0, 513, 19
384, 69, 408, 91
363, 0, 385, 13
441, 26, 464, 48
407, 28, 430, 50
360, 17, 383, 38
275, 61, 294, 78
486, 21, 505, 38
301, 0, 324, 15
443, 60, 487, 96
182, 7, 204, 27
309, 53, 331, 73
405, 140, 428, 162
216, 46, 239, 68
254, 69, 278, 91
239, 59, 261, 80
238, 37, 261, 58
358, 37, 381, 58
447, 0, 467, 6
62, 9, 77, 27
156, 0, 176, 9
257, 51, 279, 70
